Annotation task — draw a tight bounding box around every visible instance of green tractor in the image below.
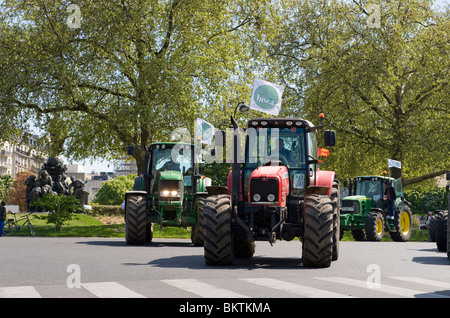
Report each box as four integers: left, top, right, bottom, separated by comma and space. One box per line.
124, 142, 210, 245
340, 175, 412, 242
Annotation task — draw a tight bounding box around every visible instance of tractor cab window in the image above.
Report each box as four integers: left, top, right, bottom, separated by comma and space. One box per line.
355, 178, 383, 203
244, 127, 307, 198
245, 127, 306, 168
150, 145, 194, 194
152, 146, 193, 174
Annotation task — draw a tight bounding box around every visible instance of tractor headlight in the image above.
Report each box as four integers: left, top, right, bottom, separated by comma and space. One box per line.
253, 194, 261, 202
267, 194, 275, 202
160, 190, 180, 198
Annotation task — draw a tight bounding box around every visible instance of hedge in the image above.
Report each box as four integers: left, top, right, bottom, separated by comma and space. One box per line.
404, 187, 447, 215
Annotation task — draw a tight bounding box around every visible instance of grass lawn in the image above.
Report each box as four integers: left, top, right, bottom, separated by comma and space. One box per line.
6, 213, 191, 239
5, 213, 430, 242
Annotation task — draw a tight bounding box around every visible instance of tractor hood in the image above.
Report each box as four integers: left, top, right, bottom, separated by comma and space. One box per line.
342, 195, 370, 202
159, 170, 184, 181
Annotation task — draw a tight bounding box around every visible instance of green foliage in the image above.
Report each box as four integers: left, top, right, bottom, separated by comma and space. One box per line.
404, 187, 447, 215
0, 175, 14, 202
270, 0, 450, 185
33, 194, 80, 231
0, 0, 275, 172
203, 162, 230, 186
93, 175, 136, 205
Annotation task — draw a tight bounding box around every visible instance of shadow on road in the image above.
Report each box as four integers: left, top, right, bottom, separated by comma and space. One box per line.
123, 255, 306, 270
75, 239, 197, 248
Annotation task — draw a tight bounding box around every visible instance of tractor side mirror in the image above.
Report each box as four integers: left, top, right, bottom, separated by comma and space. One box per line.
324, 130, 336, 147
127, 145, 135, 155
446, 171, 450, 181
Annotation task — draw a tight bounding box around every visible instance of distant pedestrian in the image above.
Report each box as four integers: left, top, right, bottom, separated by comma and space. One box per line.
0, 201, 7, 236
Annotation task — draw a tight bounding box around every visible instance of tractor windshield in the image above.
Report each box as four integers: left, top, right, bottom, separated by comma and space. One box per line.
355, 178, 383, 202
245, 127, 306, 168
151, 145, 193, 174
243, 127, 307, 198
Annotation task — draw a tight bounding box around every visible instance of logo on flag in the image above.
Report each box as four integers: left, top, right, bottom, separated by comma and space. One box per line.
195, 118, 215, 145
388, 159, 401, 169
249, 78, 285, 115
318, 148, 330, 157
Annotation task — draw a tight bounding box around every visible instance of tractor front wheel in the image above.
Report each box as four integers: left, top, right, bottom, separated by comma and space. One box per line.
203, 194, 234, 265
365, 211, 384, 241
125, 194, 148, 245
302, 194, 334, 268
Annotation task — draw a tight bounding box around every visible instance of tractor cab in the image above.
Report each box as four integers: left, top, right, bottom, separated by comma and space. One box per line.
242, 119, 315, 205
146, 142, 196, 197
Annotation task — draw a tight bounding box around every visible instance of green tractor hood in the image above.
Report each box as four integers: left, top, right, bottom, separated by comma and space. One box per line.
159, 170, 184, 181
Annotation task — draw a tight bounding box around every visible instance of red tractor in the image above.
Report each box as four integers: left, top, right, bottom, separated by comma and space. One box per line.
203, 112, 339, 267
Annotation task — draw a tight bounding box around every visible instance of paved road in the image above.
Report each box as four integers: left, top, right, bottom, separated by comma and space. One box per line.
0, 237, 449, 300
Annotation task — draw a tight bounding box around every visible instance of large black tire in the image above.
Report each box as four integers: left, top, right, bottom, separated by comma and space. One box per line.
232, 227, 255, 258
302, 194, 334, 268
125, 194, 148, 245
191, 197, 205, 246
330, 181, 340, 261
435, 210, 448, 252
428, 214, 437, 242
365, 211, 384, 241
390, 205, 412, 242
203, 194, 234, 265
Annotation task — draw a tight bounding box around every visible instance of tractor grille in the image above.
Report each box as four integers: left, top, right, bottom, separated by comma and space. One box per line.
249, 177, 279, 203
341, 200, 359, 214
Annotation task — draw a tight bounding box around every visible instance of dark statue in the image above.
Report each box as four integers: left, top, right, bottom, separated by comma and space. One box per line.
25, 157, 89, 211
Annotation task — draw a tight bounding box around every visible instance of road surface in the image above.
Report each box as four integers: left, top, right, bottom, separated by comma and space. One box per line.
1, 237, 449, 302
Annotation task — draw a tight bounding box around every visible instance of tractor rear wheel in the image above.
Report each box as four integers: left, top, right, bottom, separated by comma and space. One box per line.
435, 210, 448, 251
390, 205, 412, 242
365, 211, 384, 241
125, 194, 148, 245
330, 181, 340, 261
302, 194, 334, 268
191, 197, 205, 246
203, 194, 234, 265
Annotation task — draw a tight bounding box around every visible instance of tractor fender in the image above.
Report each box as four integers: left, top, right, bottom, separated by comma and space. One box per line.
205, 186, 229, 196
226, 170, 243, 200
312, 170, 336, 197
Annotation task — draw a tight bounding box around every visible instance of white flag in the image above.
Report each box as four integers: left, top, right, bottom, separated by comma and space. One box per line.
195, 118, 215, 145
388, 159, 402, 169
249, 78, 285, 116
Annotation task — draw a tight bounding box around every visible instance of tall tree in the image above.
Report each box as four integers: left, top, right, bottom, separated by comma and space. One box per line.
0, 0, 274, 171
271, 0, 449, 185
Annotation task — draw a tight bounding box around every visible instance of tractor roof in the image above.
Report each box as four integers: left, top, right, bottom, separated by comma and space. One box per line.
150, 142, 194, 147
355, 175, 394, 181
247, 118, 315, 129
